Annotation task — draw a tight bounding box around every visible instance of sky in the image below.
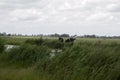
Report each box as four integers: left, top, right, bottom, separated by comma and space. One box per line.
0, 0, 120, 36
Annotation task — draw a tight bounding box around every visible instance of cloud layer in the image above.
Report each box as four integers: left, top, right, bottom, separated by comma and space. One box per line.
0, 0, 120, 35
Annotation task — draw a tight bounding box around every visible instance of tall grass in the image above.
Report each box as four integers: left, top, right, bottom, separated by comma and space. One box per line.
2, 44, 50, 67
0, 39, 120, 80
36, 41, 120, 80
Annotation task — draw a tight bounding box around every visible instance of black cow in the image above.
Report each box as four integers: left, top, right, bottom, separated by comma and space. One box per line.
70, 37, 76, 43
58, 37, 64, 42
65, 37, 76, 43
65, 38, 70, 43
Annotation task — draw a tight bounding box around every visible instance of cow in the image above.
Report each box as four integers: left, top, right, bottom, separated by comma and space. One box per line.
65, 38, 70, 43
69, 37, 76, 43
58, 37, 64, 42
65, 37, 76, 43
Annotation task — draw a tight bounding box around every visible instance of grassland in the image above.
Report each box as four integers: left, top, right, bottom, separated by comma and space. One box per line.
0, 36, 120, 80
1, 36, 120, 45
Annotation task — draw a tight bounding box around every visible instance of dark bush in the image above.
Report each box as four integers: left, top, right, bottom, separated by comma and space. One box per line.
25, 38, 44, 46
25, 39, 64, 49
43, 40, 64, 49
25, 39, 35, 45
0, 38, 5, 53
35, 38, 44, 46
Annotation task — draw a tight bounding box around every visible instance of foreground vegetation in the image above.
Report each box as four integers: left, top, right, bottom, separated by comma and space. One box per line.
0, 37, 120, 80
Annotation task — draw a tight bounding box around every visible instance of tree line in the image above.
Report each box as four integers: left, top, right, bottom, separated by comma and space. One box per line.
0, 32, 120, 38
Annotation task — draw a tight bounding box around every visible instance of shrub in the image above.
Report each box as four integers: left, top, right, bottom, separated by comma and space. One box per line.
43, 40, 64, 49
25, 39, 35, 45
25, 38, 44, 46
25, 39, 64, 49
0, 38, 5, 53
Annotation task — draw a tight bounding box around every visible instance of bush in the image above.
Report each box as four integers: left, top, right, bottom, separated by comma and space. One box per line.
25, 39, 65, 49
25, 39, 35, 45
0, 38, 5, 53
25, 38, 44, 46
43, 40, 64, 49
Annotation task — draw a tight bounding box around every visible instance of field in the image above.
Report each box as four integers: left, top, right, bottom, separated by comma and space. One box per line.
1, 36, 120, 45
0, 36, 120, 80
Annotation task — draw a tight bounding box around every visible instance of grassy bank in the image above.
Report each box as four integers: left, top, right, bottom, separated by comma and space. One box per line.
0, 37, 120, 80
1, 36, 58, 45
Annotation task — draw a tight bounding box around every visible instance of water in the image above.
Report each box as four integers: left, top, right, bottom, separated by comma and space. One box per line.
5, 45, 18, 51
4, 45, 62, 59
50, 49, 62, 58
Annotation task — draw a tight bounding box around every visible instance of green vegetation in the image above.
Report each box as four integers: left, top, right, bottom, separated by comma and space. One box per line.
42, 42, 120, 80
0, 36, 120, 80
25, 38, 64, 49
0, 38, 5, 53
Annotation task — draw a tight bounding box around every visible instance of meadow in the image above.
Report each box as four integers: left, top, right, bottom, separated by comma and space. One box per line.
0, 36, 120, 80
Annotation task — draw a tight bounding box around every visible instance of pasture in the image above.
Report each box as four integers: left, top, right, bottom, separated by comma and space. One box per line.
1, 36, 120, 45
0, 36, 120, 80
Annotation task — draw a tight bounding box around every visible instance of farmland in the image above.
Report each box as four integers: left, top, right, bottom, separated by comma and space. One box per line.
0, 36, 120, 80
1, 36, 120, 45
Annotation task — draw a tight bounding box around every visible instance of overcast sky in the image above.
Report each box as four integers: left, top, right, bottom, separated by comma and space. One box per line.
0, 0, 120, 36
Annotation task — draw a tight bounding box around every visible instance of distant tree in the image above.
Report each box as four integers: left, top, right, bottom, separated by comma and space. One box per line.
2, 32, 7, 36
84, 34, 96, 38
8, 34, 11, 36
18, 34, 22, 36
60, 34, 69, 37
0, 32, 7, 36
50, 33, 60, 37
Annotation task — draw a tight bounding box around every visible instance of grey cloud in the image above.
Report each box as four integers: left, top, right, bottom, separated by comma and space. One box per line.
1, 0, 40, 4
1, 0, 120, 23
109, 4, 120, 12
0, 0, 120, 35
0, 0, 47, 10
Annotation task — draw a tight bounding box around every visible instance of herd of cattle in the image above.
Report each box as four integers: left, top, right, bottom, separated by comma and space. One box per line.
58, 37, 76, 43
